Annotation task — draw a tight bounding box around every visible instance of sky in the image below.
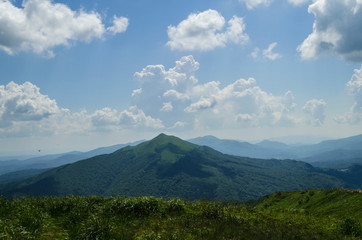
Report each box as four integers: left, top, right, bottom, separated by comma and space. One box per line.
0, 0, 362, 155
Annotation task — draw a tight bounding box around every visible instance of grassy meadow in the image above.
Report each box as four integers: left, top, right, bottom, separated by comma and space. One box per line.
0, 189, 361, 239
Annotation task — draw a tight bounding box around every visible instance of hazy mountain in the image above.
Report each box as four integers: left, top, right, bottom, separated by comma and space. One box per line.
0, 169, 49, 184
190, 134, 362, 168
268, 135, 330, 145
0, 140, 144, 176
188, 136, 295, 159
300, 149, 362, 168
2, 134, 358, 200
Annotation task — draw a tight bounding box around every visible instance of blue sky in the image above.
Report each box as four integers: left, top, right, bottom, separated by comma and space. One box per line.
0, 0, 362, 155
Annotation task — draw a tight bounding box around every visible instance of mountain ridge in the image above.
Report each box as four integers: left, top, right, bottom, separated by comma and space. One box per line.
1, 133, 359, 200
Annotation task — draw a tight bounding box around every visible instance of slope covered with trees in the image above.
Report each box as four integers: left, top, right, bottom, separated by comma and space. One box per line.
1, 134, 358, 200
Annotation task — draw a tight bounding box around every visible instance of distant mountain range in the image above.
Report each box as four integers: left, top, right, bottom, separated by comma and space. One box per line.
1, 134, 362, 185
1, 134, 361, 200
189, 134, 362, 168
0, 140, 144, 177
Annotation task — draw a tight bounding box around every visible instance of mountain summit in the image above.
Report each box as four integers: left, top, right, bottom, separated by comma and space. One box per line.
1, 134, 357, 200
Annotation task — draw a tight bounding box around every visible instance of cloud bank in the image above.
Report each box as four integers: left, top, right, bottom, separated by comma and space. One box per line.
131, 56, 319, 130
0, 82, 163, 137
3, 56, 352, 138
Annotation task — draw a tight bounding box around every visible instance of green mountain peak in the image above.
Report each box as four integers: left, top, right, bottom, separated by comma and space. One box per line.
1, 134, 360, 200
137, 133, 197, 154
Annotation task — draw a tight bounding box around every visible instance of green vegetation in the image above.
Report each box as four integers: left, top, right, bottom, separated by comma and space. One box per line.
0, 189, 361, 239
2, 134, 360, 200
255, 188, 362, 221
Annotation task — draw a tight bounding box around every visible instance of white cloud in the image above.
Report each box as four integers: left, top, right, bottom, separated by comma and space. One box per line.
287, 0, 310, 6
131, 56, 300, 129
119, 106, 164, 129
133, 55, 199, 119
251, 48, 260, 59
160, 102, 173, 112
184, 97, 216, 113
91, 106, 165, 130
0, 81, 59, 127
163, 90, 190, 101
240, 0, 311, 9
298, 0, 362, 61
336, 66, 362, 123
0, 82, 94, 137
167, 9, 248, 51
0, 0, 128, 56
107, 16, 129, 35
0, 81, 164, 137
91, 108, 120, 127
263, 42, 282, 60
170, 121, 187, 129
239, 0, 273, 10
303, 99, 327, 126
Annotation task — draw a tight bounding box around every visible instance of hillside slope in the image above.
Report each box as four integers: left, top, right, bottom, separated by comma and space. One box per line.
255, 188, 362, 221
1, 134, 358, 200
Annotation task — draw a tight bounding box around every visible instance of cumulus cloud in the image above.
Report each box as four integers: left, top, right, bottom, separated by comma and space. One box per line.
91, 108, 120, 127
107, 16, 129, 35
0, 81, 164, 137
167, 9, 249, 51
239, 0, 273, 9
0, 82, 96, 137
119, 106, 164, 129
133, 55, 199, 119
91, 106, 165, 129
335, 66, 362, 123
298, 0, 362, 61
131, 56, 300, 129
0, 82, 59, 127
0, 0, 128, 56
263, 42, 282, 60
302, 99, 327, 126
184, 97, 216, 113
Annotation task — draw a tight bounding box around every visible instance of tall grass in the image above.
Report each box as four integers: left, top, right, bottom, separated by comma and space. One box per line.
0, 195, 360, 239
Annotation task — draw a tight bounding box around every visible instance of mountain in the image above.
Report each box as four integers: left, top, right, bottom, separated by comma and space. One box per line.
1, 134, 359, 200
188, 135, 295, 159
291, 134, 362, 159
0, 140, 144, 176
301, 149, 362, 168
0, 169, 49, 184
189, 134, 362, 168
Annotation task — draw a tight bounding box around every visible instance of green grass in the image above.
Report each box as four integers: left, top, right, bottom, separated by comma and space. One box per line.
0, 189, 361, 239
255, 188, 362, 221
